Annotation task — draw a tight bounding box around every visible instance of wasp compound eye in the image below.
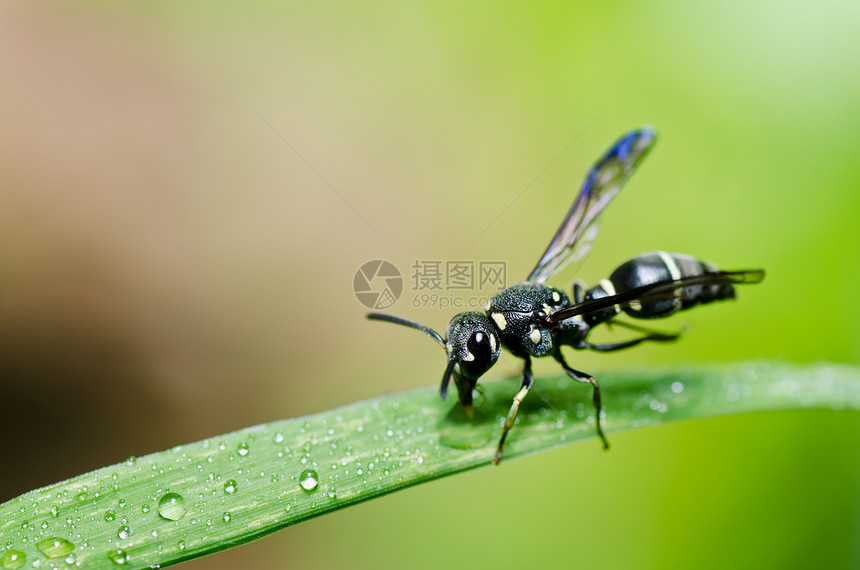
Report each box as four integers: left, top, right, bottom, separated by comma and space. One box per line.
468, 330, 489, 355
460, 330, 494, 379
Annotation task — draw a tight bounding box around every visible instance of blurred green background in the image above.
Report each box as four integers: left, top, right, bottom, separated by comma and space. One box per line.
1, 0, 859, 568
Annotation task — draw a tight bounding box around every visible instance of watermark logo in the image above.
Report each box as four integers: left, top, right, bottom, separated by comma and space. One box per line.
353, 260, 404, 309
354, 259, 508, 310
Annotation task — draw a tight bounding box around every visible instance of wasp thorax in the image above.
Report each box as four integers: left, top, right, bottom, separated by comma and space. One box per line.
445, 312, 501, 381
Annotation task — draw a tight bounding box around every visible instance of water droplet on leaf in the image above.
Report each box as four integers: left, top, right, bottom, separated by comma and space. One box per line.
36, 537, 74, 559
0, 550, 25, 569
157, 493, 186, 521
299, 469, 319, 492
106, 549, 129, 565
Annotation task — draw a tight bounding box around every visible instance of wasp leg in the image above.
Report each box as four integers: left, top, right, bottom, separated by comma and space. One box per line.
608, 319, 682, 340
583, 321, 680, 352
554, 352, 609, 450
494, 356, 533, 465
583, 336, 669, 351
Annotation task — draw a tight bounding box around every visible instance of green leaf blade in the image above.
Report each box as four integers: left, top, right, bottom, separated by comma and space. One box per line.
2, 361, 858, 568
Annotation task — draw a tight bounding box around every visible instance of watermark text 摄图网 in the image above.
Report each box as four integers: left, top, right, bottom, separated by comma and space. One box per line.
353, 259, 507, 310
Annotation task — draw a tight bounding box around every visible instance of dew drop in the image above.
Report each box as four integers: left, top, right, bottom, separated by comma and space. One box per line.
141, 504, 151, 513
222, 511, 231, 522
157, 493, 186, 521
224, 480, 238, 495
237, 442, 250, 457
36, 537, 75, 559
299, 469, 319, 492
0, 550, 26, 569
49, 506, 60, 518
178, 540, 186, 551
118, 525, 131, 539
106, 549, 129, 565
726, 385, 740, 402
671, 381, 684, 393
104, 509, 116, 522
273, 432, 284, 443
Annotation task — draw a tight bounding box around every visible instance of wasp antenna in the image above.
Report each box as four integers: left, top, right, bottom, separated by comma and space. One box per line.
439, 358, 457, 401
366, 313, 446, 348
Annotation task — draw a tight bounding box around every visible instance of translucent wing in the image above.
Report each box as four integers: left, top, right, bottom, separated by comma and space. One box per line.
527, 128, 657, 283
547, 269, 765, 322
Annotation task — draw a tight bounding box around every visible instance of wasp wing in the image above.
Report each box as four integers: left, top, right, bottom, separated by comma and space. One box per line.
527, 127, 658, 284
547, 269, 765, 322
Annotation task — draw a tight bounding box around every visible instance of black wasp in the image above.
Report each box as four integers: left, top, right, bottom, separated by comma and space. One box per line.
368, 127, 764, 464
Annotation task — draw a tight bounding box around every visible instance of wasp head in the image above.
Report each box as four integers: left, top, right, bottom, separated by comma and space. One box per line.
441, 312, 501, 409
366, 310, 500, 412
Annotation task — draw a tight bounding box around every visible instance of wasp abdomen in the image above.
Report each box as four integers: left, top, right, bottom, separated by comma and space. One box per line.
608, 251, 735, 319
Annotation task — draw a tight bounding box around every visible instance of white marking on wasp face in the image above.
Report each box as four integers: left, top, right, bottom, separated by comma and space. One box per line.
529, 328, 542, 345
489, 334, 497, 352
658, 250, 682, 281
463, 351, 475, 362
551, 291, 561, 303
629, 300, 642, 312
491, 312, 507, 330
542, 303, 552, 316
